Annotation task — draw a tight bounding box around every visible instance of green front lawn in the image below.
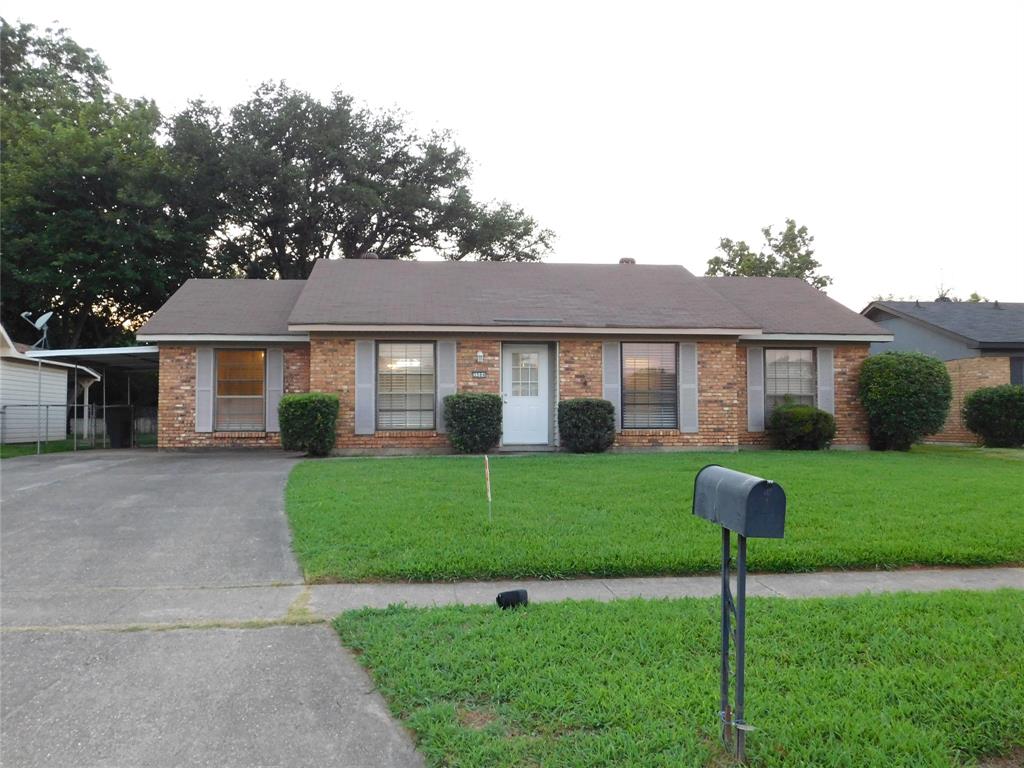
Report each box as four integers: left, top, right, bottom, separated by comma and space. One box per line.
286, 448, 1024, 582
0, 438, 93, 459
336, 590, 1024, 768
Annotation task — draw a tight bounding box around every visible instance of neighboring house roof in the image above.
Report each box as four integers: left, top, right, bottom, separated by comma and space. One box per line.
136, 260, 888, 340
862, 301, 1024, 348
136, 279, 308, 338
0, 324, 101, 380
701, 277, 889, 337
287, 260, 759, 332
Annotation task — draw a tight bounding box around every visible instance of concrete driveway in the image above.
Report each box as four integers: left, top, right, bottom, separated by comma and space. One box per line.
1, 450, 422, 768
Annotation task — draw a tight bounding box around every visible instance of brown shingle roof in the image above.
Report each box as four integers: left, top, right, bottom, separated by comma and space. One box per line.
287, 260, 759, 330
700, 277, 887, 336
135, 263, 888, 339
137, 279, 307, 336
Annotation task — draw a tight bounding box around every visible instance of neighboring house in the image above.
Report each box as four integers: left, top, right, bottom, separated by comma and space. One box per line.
0, 325, 100, 444
861, 300, 1024, 443
136, 260, 890, 453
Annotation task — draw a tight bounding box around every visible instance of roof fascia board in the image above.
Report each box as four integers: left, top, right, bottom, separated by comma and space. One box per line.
135, 334, 310, 342
26, 346, 156, 358
287, 324, 762, 336
739, 333, 894, 343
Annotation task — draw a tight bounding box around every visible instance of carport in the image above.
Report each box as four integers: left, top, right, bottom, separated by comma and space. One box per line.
26, 346, 159, 448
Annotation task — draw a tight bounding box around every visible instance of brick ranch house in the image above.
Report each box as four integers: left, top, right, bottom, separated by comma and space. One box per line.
137, 260, 892, 453
862, 300, 1024, 444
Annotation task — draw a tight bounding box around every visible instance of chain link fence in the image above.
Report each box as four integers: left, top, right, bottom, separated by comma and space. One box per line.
1, 403, 157, 453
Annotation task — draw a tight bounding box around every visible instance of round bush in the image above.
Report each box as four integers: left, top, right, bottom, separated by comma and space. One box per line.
858, 352, 951, 451
558, 398, 615, 453
767, 403, 836, 450
443, 393, 502, 453
278, 393, 339, 457
963, 384, 1024, 447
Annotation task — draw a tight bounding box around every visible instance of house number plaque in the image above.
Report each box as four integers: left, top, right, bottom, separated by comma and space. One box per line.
471, 371, 488, 378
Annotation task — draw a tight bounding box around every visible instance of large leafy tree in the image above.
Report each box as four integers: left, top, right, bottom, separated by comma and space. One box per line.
705, 218, 832, 290
172, 82, 554, 279
1, 20, 215, 347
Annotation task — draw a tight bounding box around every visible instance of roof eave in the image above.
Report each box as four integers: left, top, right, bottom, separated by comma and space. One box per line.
135, 333, 310, 343
287, 323, 763, 336
738, 332, 894, 343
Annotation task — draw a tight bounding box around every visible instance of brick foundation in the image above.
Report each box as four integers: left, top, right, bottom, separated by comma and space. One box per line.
927, 356, 1010, 443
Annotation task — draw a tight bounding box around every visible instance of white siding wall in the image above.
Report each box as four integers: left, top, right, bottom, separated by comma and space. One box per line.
0, 360, 68, 443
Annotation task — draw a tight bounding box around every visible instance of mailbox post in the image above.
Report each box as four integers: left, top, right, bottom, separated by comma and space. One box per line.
693, 465, 786, 763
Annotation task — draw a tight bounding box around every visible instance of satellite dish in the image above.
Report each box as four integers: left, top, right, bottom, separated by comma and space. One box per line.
20, 310, 54, 349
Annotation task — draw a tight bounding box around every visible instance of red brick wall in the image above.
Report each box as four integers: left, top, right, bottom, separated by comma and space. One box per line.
309, 335, 448, 453
457, 340, 501, 394
736, 343, 870, 448
832, 345, 870, 446
161, 336, 873, 453
285, 345, 310, 394
928, 356, 1010, 443
558, 339, 603, 400
157, 344, 310, 449
614, 340, 740, 449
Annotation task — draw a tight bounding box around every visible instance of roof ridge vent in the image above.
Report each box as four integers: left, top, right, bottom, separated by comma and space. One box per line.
994, 300, 1002, 309
619, 257, 636, 264
915, 299, 922, 308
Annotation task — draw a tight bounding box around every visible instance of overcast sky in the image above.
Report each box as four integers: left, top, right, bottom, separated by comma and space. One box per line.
9, 0, 1024, 311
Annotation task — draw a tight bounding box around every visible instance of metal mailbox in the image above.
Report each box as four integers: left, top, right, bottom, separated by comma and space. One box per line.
692, 464, 787, 763
693, 464, 786, 539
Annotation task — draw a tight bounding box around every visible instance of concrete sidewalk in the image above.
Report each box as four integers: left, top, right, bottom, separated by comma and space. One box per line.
308, 566, 1024, 616
5, 567, 1019, 630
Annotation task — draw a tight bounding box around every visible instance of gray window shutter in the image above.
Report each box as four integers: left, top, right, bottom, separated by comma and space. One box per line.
195, 347, 213, 433
355, 340, 376, 435
746, 347, 765, 432
602, 341, 622, 432
265, 348, 284, 432
435, 340, 457, 433
678, 343, 699, 433
816, 347, 835, 415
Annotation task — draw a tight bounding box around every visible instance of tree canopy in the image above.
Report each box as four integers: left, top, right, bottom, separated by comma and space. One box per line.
705, 218, 832, 290
1, 20, 216, 347
1, 21, 554, 346
171, 83, 553, 279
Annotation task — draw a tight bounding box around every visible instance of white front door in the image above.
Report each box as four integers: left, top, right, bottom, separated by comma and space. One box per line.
501, 344, 549, 445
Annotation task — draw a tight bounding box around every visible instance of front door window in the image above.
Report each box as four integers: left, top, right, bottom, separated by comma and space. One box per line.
511, 351, 540, 396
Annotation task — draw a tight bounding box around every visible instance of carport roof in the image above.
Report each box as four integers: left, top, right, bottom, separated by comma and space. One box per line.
27, 346, 159, 372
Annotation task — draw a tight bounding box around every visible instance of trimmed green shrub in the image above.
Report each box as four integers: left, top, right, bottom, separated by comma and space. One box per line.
767, 402, 837, 450
558, 398, 615, 453
279, 393, 339, 457
443, 393, 502, 453
963, 384, 1024, 447
858, 352, 951, 451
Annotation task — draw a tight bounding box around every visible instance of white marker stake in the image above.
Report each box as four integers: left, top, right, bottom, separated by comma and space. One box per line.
484, 454, 493, 523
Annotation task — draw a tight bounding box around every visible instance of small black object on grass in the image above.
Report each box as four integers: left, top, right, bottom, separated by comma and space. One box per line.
496, 589, 528, 609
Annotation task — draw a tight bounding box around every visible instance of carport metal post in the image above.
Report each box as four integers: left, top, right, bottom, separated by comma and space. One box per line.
36, 360, 42, 455
73, 364, 78, 451
102, 366, 107, 448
